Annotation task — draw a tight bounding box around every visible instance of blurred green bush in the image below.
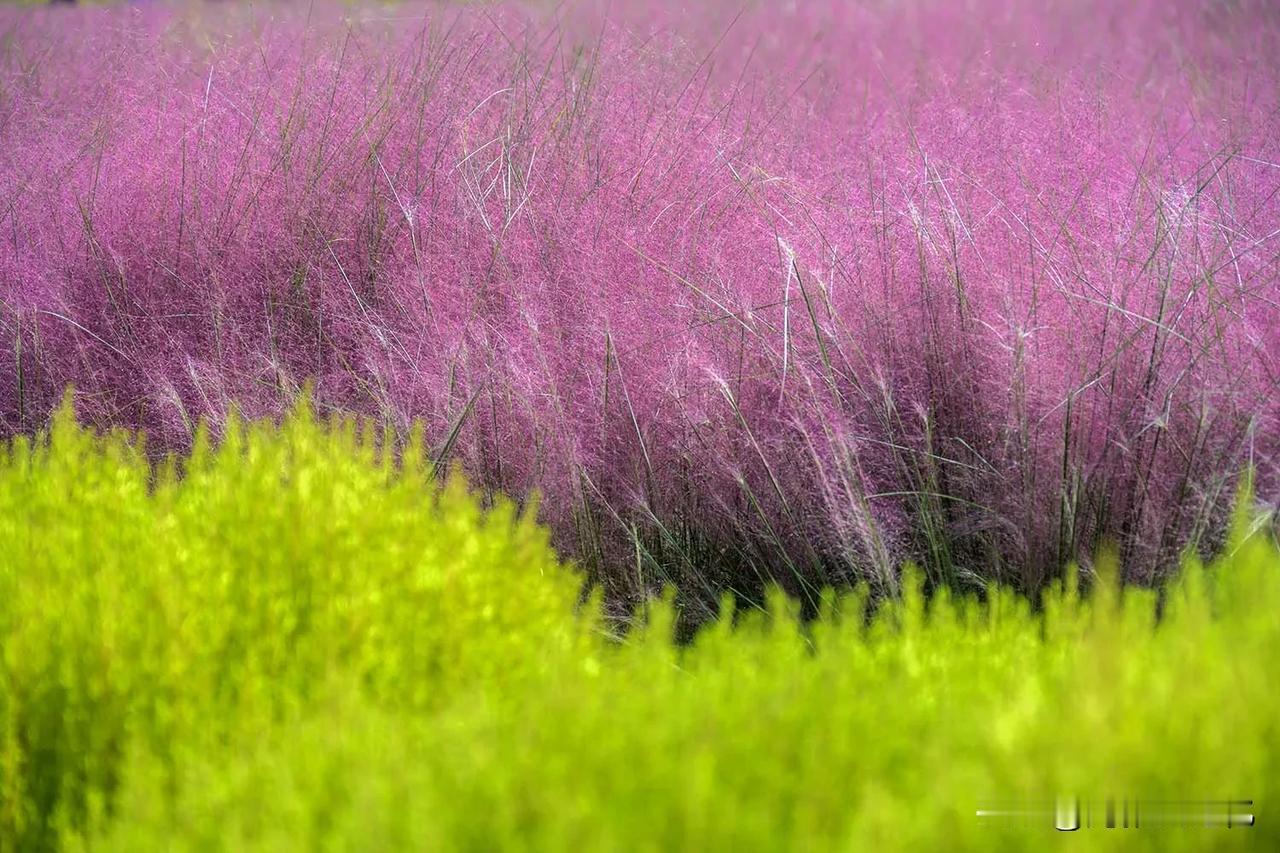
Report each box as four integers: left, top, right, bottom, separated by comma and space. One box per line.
1, 399, 1275, 851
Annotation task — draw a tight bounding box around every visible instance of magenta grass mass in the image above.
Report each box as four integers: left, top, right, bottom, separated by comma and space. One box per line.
2, 1, 1277, 617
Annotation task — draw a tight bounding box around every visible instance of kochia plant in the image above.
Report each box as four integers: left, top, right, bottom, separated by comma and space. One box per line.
1, 402, 1277, 851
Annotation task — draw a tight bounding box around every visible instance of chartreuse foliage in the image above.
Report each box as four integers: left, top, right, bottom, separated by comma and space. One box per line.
1, 400, 1277, 851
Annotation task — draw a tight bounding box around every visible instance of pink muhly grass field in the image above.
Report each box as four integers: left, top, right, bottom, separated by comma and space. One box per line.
2, 0, 1277, 618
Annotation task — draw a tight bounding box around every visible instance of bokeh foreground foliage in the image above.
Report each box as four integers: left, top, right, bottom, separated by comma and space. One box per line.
0, 400, 1276, 851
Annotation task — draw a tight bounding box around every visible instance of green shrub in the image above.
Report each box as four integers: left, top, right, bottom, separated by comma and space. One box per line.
0, 398, 595, 850
1, 401, 1276, 851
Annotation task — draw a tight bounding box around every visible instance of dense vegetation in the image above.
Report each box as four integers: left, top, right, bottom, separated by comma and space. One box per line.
1, 403, 1275, 851
2, 2, 1276, 847
3, 1, 1278, 614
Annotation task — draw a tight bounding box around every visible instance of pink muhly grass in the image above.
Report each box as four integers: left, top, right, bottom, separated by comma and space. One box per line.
2, 1, 1277, 620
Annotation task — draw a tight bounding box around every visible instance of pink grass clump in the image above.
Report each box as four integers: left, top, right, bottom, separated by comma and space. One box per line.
2, 1, 1278, 616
